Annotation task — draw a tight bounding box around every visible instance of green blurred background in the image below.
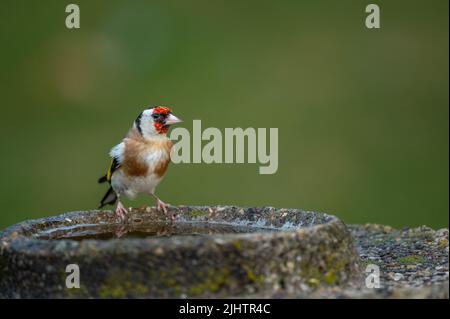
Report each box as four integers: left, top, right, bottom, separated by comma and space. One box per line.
0, 0, 448, 230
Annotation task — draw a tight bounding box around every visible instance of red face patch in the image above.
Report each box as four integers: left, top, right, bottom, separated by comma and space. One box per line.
154, 121, 169, 134
153, 106, 172, 115
152, 106, 172, 134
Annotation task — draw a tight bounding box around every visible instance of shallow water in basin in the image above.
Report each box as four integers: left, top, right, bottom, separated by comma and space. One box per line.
34, 221, 279, 240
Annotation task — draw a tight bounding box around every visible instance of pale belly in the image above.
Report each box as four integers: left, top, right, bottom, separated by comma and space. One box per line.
109, 136, 171, 199
111, 170, 163, 198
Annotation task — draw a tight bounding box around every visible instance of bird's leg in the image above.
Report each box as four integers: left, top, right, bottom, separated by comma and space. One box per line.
150, 193, 174, 220
156, 198, 169, 213
115, 200, 128, 221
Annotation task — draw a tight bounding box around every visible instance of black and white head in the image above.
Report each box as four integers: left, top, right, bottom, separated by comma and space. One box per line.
134, 106, 182, 137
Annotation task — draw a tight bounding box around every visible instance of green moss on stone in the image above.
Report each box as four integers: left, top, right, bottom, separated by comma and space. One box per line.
97, 271, 149, 298
244, 266, 264, 284
187, 267, 230, 295
232, 240, 242, 250
189, 210, 208, 218
307, 278, 320, 287
300, 252, 349, 288
98, 281, 148, 298
397, 255, 426, 265
324, 271, 337, 285
100, 285, 125, 298
439, 239, 448, 248
64, 285, 90, 298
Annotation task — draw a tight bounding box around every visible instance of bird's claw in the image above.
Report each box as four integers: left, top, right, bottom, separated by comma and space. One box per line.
115, 202, 129, 222
156, 199, 168, 213
157, 200, 175, 221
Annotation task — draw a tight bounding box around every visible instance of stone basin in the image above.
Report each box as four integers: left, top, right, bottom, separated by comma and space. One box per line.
0, 206, 360, 298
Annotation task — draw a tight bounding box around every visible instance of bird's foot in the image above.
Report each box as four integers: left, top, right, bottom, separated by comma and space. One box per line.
115, 201, 129, 222
156, 199, 175, 221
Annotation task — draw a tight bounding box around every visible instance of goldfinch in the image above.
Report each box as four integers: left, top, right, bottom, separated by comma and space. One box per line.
98, 106, 182, 220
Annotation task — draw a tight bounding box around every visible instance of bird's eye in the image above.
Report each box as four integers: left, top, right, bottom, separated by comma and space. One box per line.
152, 113, 160, 119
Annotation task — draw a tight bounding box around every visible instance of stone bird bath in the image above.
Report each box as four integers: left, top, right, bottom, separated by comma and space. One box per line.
0, 206, 360, 298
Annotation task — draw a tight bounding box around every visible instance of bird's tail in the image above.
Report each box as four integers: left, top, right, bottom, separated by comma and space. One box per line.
98, 175, 108, 183
98, 186, 118, 209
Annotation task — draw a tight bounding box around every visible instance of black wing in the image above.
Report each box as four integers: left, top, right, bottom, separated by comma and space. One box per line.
98, 157, 120, 184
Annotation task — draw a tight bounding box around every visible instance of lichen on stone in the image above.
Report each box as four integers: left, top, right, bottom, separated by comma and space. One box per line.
397, 255, 426, 265
187, 267, 230, 295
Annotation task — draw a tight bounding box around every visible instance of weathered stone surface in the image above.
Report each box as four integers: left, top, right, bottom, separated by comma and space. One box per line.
0, 206, 359, 298
0, 206, 447, 298
242, 224, 449, 298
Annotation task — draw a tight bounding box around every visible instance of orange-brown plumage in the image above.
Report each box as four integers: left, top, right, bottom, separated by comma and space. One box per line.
154, 155, 171, 178
122, 127, 173, 178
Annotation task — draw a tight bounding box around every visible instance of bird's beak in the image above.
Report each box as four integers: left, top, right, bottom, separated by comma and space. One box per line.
165, 114, 182, 125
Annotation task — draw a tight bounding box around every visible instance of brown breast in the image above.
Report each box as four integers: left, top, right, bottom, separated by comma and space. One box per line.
122, 128, 173, 178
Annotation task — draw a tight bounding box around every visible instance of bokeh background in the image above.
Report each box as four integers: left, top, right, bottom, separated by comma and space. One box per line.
0, 0, 448, 230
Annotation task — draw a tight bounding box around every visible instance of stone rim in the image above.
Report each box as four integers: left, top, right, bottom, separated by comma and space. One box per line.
0, 206, 336, 253
0, 206, 360, 298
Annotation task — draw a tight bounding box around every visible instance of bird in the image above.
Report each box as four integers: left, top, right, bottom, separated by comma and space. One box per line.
98, 106, 182, 220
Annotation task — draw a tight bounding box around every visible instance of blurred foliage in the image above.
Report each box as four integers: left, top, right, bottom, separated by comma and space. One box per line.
0, 0, 448, 229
